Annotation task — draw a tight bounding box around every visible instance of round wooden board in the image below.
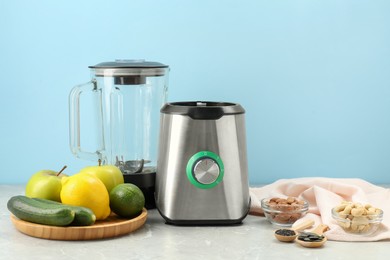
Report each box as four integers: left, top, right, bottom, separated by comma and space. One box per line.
10, 208, 147, 240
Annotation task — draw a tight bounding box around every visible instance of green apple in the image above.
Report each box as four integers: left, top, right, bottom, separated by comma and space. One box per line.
79, 161, 124, 192
25, 166, 68, 202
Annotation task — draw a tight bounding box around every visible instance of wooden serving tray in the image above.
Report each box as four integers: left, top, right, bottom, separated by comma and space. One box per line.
10, 208, 147, 240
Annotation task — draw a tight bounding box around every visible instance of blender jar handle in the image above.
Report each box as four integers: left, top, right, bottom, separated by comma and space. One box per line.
69, 79, 102, 162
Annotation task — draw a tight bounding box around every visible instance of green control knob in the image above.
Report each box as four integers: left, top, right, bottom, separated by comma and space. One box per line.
186, 151, 224, 189
193, 158, 220, 184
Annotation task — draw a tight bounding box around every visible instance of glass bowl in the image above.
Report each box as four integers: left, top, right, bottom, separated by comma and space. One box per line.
261, 197, 309, 227
331, 206, 383, 235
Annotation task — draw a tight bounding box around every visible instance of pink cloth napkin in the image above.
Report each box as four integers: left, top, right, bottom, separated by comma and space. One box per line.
249, 177, 390, 241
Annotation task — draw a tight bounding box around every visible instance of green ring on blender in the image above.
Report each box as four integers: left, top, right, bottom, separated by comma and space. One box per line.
186, 151, 224, 189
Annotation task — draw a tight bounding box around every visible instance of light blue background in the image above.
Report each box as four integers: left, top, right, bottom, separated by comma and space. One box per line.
1, 0, 390, 185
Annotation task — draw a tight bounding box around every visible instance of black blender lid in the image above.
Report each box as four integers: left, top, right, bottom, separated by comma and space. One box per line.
89, 59, 169, 77
89, 59, 168, 69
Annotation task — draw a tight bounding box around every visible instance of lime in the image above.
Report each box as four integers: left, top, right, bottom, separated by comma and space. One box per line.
109, 183, 145, 218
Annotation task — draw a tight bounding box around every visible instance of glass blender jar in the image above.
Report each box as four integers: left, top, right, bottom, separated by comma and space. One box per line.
69, 60, 169, 208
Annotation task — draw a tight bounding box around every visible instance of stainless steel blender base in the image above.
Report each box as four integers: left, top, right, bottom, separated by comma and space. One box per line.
156, 102, 250, 225
157, 198, 251, 226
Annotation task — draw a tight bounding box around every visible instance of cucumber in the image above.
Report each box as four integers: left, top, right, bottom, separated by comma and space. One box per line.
32, 198, 96, 226
7, 195, 75, 226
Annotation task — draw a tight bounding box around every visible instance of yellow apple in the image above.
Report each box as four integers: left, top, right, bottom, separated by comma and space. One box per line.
25, 166, 68, 202
79, 161, 124, 192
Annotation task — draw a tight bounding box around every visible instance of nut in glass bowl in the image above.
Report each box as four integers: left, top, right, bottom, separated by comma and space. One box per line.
261, 197, 308, 227
331, 201, 383, 235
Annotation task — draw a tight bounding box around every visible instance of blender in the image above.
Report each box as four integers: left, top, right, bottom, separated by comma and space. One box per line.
155, 102, 250, 224
69, 59, 169, 209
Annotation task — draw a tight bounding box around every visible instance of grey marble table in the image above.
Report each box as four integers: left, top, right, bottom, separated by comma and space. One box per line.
1, 185, 388, 260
